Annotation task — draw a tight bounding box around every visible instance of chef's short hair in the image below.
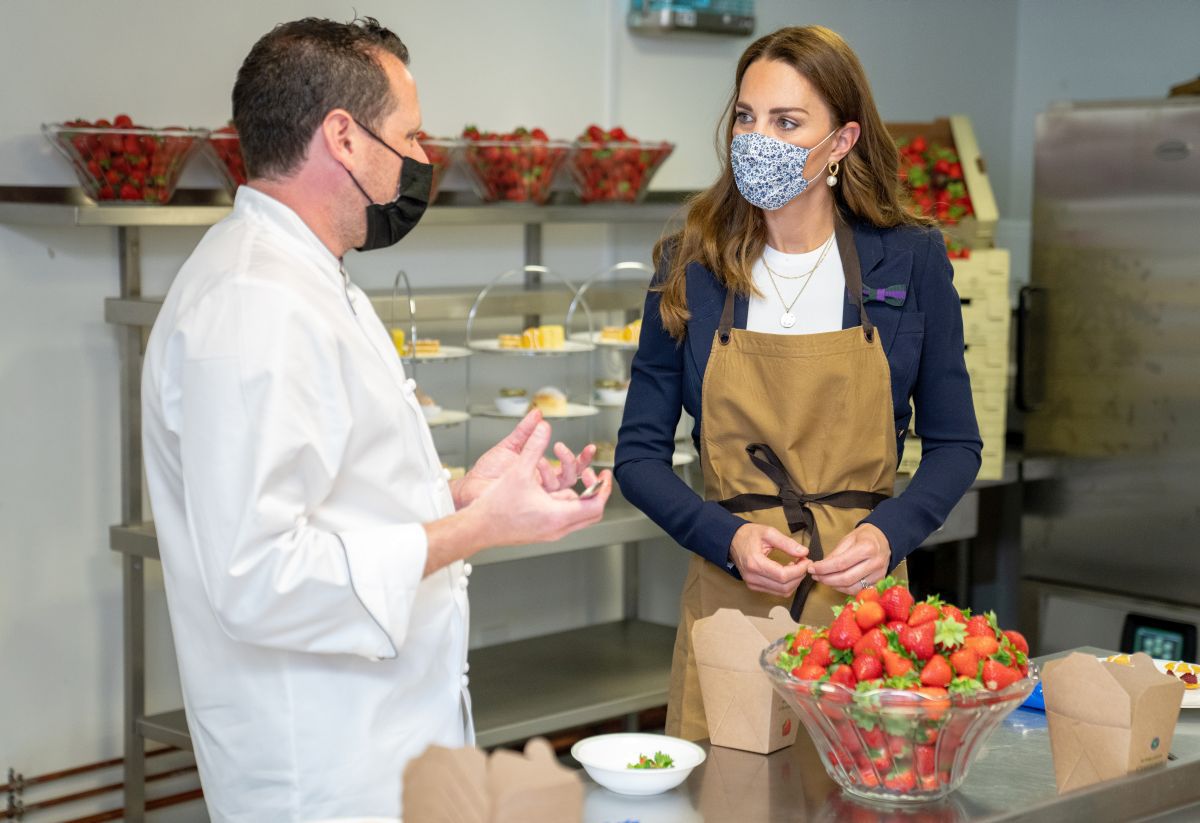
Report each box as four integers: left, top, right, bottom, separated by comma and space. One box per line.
232, 17, 410, 180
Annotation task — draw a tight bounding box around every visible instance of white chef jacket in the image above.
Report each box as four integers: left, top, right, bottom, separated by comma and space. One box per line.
141, 186, 471, 822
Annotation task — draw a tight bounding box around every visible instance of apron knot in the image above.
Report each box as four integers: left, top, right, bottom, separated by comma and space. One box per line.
717, 442, 889, 619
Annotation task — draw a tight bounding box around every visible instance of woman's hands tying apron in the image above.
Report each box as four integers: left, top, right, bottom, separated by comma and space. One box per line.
728, 522, 811, 597
809, 522, 891, 595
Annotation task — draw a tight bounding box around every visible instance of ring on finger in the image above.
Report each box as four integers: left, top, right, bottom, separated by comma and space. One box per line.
859, 577, 870, 591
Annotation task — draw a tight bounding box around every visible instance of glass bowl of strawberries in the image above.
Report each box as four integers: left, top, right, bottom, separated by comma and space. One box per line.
569, 125, 674, 204
415, 131, 458, 203
460, 125, 572, 204
206, 125, 246, 196
760, 579, 1036, 803
43, 115, 208, 204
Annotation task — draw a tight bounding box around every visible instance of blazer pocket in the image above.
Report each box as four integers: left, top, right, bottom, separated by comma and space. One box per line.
889, 311, 925, 408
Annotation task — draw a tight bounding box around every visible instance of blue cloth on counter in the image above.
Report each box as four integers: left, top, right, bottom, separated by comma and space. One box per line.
614, 220, 982, 573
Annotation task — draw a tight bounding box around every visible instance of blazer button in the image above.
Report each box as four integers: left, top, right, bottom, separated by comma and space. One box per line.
463, 563, 473, 577
461, 674, 470, 688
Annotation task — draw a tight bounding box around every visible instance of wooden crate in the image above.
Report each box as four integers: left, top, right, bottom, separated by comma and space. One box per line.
887, 115, 999, 250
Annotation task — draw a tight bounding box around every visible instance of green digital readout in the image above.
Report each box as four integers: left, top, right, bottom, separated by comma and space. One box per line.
1131, 626, 1184, 660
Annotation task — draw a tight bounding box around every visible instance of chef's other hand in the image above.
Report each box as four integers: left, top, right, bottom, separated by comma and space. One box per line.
809, 523, 891, 595
536, 439, 597, 493
454, 409, 590, 507
729, 523, 809, 597
471, 418, 611, 548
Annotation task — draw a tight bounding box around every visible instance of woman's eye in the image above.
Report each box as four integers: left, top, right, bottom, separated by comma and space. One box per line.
778, 118, 798, 130
735, 111, 753, 124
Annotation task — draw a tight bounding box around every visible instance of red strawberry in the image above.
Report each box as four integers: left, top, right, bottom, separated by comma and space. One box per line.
1004, 630, 1029, 656
900, 623, 935, 661
853, 654, 883, 682
880, 584, 915, 623
981, 660, 1022, 691
855, 601, 886, 631
964, 635, 999, 657
854, 628, 889, 658
829, 664, 857, 689
920, 654, 953, 687
915, 743, 936, 778
884, 767, 917, 792
966, 614, 995, 638
886, 620, 908, 635
808, 638, 833, 668
855, 586, 881, 604
883, 650, 914, 677
829, 612, 863, 650
908, 601, 940, 627
861, 725, 886, 751
941, 604, 967, 625
789, 627, 816, 653
949, 647, 981, 678
794, 661, 827, 681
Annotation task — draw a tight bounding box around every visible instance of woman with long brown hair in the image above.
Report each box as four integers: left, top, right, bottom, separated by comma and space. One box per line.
614, 25, 982, 739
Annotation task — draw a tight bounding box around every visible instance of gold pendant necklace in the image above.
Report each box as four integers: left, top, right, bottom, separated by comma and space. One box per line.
763, 232, 835, 328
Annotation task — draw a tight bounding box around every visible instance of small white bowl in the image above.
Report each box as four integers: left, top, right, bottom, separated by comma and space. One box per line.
595, 387, 628, 405
571, 733, 705, 797
494, 395, 531, 416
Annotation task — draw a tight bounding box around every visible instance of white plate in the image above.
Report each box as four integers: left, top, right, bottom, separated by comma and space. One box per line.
1100, 655, 1200, 708
471, 402, 598, 420
424, 409, 470, 428
571, 733, 706, 797
469, 339, 594, 355
592, 451, 694, 470
399, 344, 472, 362
570, 330, 638, 350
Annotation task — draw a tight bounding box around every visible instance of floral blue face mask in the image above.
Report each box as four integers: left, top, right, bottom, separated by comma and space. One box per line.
730, 130, 836, 211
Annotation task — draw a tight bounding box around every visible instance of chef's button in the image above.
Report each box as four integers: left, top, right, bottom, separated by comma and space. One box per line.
461, 674, 470, 688
441, 467, 452, 481
463, 662, 470, 674
457, 576, 469, 590
404, 378, 416, 392
463, 563, 473, 577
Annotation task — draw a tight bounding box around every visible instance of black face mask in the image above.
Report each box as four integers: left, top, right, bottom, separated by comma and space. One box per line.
345, 120, 433, 251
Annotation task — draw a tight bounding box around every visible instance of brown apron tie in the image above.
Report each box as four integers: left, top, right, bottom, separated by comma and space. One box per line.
717, 443, 887, 620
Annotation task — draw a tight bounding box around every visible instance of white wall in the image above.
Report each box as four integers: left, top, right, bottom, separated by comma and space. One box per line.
1, 0, 1191, 817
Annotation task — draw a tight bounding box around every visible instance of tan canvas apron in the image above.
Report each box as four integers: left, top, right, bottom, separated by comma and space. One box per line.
665, 219, 909, 740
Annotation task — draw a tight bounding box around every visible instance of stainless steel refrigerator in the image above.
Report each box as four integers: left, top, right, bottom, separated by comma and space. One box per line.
1020, 97, 1200, 660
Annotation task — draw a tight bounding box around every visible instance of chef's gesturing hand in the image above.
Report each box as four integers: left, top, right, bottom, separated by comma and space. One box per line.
452, 410, 597, 508
729, 523, 810, 597
809, 523, 891, 595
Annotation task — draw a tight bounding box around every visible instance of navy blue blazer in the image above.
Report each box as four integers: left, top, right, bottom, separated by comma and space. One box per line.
613, 220, 983, 572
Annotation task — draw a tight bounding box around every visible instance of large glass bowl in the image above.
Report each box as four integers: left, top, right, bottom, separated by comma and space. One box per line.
460, 139, 572, 204
42, 123, 208, 203
206, 129, 246, 195
416, 137, 458, 203
568, 140, 673, 203
760, 636, 1035, 803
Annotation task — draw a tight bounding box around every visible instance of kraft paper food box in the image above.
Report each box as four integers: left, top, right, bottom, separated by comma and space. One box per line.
692, 606, 801, 754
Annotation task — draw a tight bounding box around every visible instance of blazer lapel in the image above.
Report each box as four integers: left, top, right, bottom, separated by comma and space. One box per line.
843, 222, 913, 355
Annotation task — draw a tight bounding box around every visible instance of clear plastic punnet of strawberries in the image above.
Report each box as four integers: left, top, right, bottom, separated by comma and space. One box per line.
759, 577, 1037, 803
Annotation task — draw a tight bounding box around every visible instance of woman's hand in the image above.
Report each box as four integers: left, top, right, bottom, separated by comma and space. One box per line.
809, 523, 891, 595
729, 523, 810, 597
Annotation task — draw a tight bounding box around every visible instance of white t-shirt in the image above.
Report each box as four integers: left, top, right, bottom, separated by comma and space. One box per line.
747, 233, 846, 335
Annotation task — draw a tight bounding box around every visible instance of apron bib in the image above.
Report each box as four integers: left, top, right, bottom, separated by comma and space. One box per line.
665, 219, 909, 740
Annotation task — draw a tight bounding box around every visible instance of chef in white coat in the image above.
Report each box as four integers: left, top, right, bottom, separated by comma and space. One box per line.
140, 17, 612, 822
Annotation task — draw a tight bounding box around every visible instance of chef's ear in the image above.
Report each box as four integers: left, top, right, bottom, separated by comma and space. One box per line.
320, 108, 360, 169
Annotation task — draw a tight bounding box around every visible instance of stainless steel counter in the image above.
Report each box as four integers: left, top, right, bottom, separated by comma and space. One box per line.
579, 647, 1200, 822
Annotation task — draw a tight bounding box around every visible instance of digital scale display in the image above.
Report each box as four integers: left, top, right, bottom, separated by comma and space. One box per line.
1121, 614, 1197, 661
